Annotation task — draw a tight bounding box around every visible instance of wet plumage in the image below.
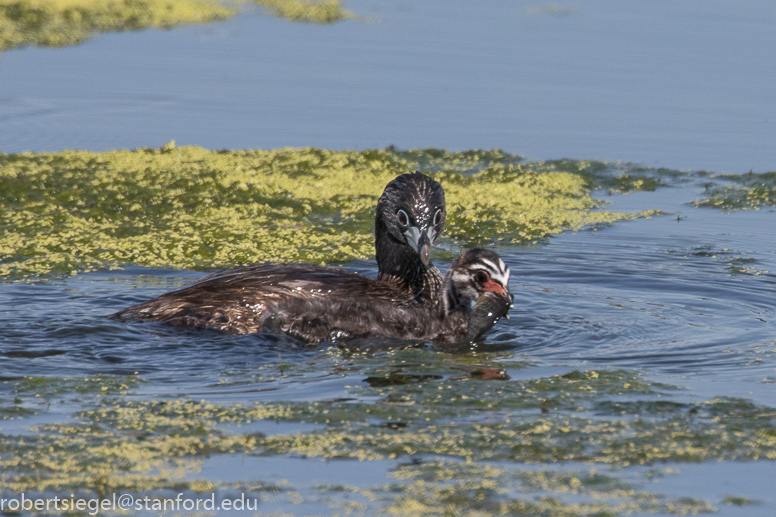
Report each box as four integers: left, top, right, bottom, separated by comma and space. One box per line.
375, 172, 446, 302
114, 249, 512, 344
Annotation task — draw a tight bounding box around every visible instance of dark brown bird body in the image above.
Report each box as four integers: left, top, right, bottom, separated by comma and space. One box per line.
114, 249, 511, 344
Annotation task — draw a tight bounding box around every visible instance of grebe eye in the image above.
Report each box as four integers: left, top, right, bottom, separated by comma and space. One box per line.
433, 209, 443, 226
475, 270, 489, 284
397, 209, 409, 227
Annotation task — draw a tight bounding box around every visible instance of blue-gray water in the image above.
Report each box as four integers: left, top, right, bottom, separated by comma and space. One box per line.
1, 0, 775, 172
2, 1, 776, 515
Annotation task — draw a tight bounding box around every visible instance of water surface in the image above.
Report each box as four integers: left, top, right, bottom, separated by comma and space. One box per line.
2, 1, 776, 514
2, 178, 775, 515
1, 0, 775, 172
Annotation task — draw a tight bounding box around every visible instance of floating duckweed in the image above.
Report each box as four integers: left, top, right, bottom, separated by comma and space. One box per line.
253, 0, 355, 24
0, 0, 357, 51
694, 171, 776, 210
318, 462, 717, 516
0, 404, 35, 419
0, 145, 656, 280
666, 246, 769, 276
723, 496, 759, 506
0, 0, 235, 50
536, 158, 685, 193
1, 352, 774, 508
11, 375, 140, 398
387, 147, 523, 175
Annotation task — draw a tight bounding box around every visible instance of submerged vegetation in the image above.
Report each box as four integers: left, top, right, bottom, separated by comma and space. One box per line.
0, 145, 659, 280
1, 348, 773, 512
695, 170, 776, 210
0, 0, 355, 51
543, 158, 680, 194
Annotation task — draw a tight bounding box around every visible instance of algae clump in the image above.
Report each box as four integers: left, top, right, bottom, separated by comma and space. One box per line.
0, 0, 355, 51
0, 145, 653, 280
253, 0, 354, 24
0, 0, 235, 50
695, 171, 776, 210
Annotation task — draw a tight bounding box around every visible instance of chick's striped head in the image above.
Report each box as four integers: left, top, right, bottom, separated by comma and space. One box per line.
445, 248, 512, 313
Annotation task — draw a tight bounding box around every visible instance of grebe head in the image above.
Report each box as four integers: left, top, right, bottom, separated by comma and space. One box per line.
444, 248, 512, 314
376, 172, 446, 267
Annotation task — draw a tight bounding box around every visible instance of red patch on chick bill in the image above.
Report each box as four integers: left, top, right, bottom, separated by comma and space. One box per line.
482, 280, 506, 297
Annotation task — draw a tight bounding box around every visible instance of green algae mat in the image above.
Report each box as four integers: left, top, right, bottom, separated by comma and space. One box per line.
3, 349, 775, 514
0, 145, 657, 280
0, 0, 355, 51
